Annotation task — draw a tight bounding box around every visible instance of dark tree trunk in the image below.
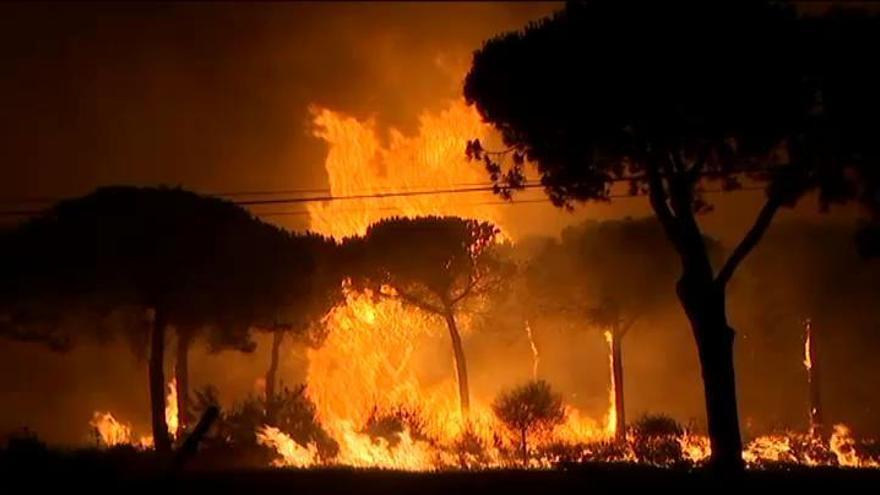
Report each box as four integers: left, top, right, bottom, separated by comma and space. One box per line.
804, 319, 824, 438
520, 428, 528, 466
175, 330, 192, 435
610, 325, 626, 443
443, 309, 470, 415
644, 156, 779, 475
265, 328, 285, 421
149, 309, 172, 453
678, 279, 744, 474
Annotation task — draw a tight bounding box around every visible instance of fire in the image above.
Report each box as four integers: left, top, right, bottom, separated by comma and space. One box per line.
257, 100, 614, 469
257, 426, 319, 468
252, 99, 880, 470
830, 424, 879, 468
166, 377, 179, 440
743, 434, 795, 464
524, 320, 539, 380
603, 330, 618, 438
90, 377, 178, 450
803, 318, 813, 371
89, 412, 154, 450
90, 412, 132, 447
306, 100, 504, 240
679, 434, 711, 464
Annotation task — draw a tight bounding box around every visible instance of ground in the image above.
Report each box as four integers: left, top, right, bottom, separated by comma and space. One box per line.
2, 447, 879, 493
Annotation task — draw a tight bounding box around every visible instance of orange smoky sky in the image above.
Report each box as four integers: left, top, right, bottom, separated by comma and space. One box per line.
0, 2, 559, 232
0, 1, 865, 241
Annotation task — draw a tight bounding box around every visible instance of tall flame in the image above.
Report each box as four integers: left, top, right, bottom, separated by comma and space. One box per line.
307, 100, 504, 240
603, 330, 618, 438
166, 377, 179, 440
803, 318, 813, 371
525, 320, 539, 380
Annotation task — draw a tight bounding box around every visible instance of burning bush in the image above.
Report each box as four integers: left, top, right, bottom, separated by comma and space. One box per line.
193, 383, 338, 463
629, 414, 684, 466
492, 380, 566, 465
450, 425, 492, 469
362, 406, 430, 447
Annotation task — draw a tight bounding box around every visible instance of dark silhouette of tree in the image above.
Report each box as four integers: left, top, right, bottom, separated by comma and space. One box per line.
465, 0, 880, 472
347, 216, 510, 415
527, 218, 681, 442
1, 186, 297, 452
492, 379, 566, 465
249, 232, 344, 420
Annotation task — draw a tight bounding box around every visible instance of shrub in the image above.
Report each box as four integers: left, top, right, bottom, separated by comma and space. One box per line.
492, 380, 566, 465
630, 414, 684, 466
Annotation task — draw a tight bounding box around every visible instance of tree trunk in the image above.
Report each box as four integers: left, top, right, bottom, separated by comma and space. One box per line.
265, 328, 285, 421
804, 319, 824, 438
610, 326, 626, 443
520, 427, 528, 466
149, 309, 172, 453
443, 309, 470, 415
678, 280, 744, 474
175, 330, 192, 435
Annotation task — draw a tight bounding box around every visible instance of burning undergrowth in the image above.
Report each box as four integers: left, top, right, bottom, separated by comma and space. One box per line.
76, 102, 879, 471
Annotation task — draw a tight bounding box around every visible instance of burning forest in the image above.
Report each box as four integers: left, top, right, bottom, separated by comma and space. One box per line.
3, 0, 880, 489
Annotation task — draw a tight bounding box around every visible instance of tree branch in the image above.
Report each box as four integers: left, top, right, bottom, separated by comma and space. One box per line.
380, 287, 444, 315
715, 196, 783, 288
645, 159, 682, 251
687, 146, 710, 183
620, 314, 639, 337
450, 275, 477, 306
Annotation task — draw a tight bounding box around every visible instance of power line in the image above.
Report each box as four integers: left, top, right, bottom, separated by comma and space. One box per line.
0, 181, 767, 219
0, 183, 540, 217
256, 185, 766, 218
0, 180, 528, 207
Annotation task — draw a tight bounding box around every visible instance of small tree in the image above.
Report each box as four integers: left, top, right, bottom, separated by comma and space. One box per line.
349, 216, 511, 415
492, 379, 566, 465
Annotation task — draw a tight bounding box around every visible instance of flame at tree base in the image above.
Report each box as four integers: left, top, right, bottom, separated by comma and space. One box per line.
91, 377, 179, 449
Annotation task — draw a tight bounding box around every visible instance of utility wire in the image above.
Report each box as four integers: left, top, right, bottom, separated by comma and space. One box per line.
257, 185, 766, 217
0, 182, 766, 219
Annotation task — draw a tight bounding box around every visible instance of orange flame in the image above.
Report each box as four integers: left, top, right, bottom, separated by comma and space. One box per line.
525, 320, 539, 380
306, 100, 505, 240
803, 318, 813, 371
603, 330, 618, 438
90, 412, 132, 447
166, 377, 179, 440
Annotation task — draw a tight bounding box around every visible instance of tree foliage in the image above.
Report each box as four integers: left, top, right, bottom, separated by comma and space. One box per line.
527, 218, 682, 331
2, 186, 276, 349
492, 379, 566, 463
466, 0, 880, 218
348, 215, 508, 315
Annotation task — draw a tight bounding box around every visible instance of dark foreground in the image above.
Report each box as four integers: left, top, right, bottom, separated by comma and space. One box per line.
2, 448, 879, 493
